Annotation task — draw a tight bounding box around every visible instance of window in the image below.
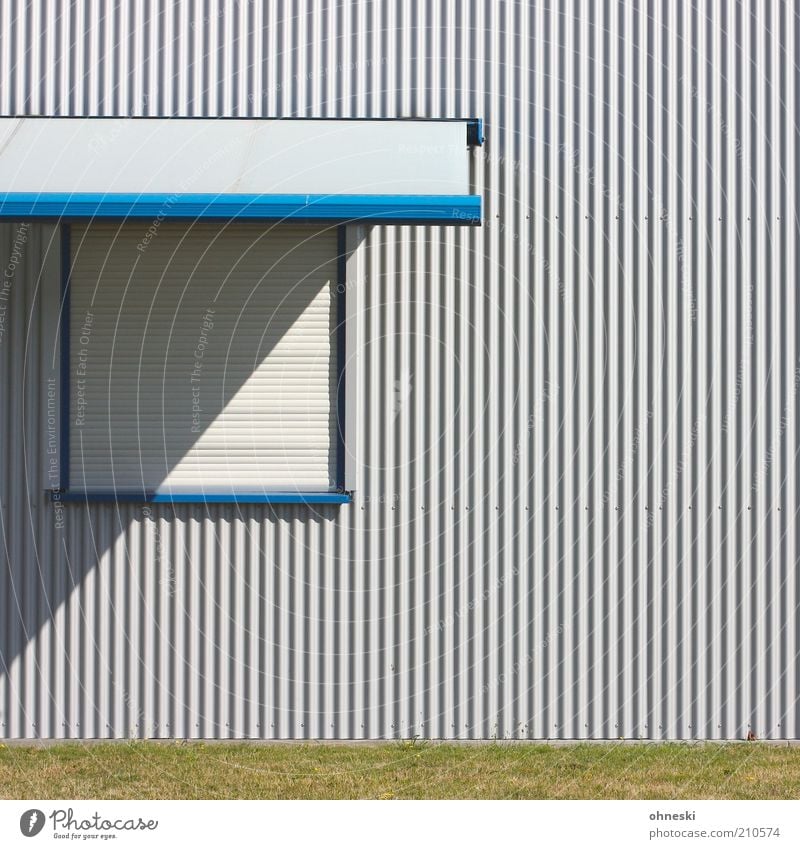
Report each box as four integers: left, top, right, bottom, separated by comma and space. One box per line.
62, 222, 347, 503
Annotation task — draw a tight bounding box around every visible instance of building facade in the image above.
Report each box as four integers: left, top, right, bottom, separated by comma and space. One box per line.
1, 1, 798, 739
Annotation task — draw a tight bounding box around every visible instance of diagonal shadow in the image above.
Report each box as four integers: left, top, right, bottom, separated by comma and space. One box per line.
0, 220, 342, 733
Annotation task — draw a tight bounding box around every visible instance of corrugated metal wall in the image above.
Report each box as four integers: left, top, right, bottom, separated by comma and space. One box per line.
0, 1, 798, 739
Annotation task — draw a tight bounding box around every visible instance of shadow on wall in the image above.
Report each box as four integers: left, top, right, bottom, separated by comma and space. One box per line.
0, 220, 343, 737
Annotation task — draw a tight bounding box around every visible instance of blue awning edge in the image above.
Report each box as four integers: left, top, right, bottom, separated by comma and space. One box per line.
466, 118, 485, 146
0, 192, 482, 224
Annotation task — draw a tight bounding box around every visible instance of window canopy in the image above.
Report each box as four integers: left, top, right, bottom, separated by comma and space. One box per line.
0, 117, 482, 224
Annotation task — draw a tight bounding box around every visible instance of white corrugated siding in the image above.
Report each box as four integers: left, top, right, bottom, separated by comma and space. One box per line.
0, 1, 798, 739
68, 222, 338, 493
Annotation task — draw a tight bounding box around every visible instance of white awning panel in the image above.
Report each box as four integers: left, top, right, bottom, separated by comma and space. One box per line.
0, 117, 473, 195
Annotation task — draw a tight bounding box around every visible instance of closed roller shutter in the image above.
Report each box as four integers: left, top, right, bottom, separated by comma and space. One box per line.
68, 222, 338, 494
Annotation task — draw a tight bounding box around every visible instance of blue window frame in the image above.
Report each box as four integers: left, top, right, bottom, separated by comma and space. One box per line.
52, 222, 352, 506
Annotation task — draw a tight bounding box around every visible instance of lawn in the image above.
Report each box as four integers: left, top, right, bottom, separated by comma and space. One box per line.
1, 741, 798, 800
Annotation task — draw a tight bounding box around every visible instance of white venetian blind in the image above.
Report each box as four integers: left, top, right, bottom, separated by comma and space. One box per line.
68, 222, 338, 494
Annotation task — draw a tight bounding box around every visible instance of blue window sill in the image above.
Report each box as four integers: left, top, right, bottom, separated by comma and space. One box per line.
49, 490, 351, 505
